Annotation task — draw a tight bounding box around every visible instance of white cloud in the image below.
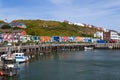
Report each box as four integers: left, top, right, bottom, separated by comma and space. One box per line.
0, 0, 120, 32
48, 0, 120, 32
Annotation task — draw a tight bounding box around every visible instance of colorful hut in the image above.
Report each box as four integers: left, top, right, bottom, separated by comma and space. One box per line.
40, 36, 51, 42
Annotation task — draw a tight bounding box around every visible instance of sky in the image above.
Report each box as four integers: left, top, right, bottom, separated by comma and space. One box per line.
0, 0, 120, 32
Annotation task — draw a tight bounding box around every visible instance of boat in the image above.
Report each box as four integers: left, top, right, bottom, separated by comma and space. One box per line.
13, 52, 29, 63
84, 46, 93, 50
1, 54, 19, 76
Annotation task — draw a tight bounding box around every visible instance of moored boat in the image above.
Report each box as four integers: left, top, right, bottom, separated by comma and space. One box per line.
1, 54, 19, 76
84, 46, 93, 50
13, 52, 29, 63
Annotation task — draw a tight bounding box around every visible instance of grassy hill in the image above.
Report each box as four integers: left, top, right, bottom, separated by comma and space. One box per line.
0, 20, 5, 24
11, 19, 102, 37
0, 19, 102, 37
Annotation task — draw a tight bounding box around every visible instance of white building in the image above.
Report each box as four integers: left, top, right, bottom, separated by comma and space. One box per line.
110, 30, 119, 40
103, 30, 119, 42
94, 31, 103, 39
74, 23, 84, 27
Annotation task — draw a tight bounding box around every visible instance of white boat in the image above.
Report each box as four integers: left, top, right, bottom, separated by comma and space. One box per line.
1, 54, 19, 76
84, 46, 93, 50
13, 52, 29, 63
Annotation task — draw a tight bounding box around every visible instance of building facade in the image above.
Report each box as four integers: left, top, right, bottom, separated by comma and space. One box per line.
103, 30, 119, 43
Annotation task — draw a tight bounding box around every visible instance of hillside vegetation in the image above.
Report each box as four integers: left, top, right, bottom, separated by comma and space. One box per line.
0, 20, 5, 24
0, 19, 102, 37
11, 20, 102, 37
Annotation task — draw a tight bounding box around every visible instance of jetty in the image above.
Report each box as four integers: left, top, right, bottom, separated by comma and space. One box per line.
94, 43, 120, 49
0, 43, 120, 55
0, 43, 93, 53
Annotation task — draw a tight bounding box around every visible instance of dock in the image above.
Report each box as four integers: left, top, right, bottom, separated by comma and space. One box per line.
0, 43, 95, 54
0, 43, 120, 55
94, 43, 120, 49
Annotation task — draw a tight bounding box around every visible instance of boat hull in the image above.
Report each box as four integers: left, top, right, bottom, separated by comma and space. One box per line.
13, 53, 29, 63
15, 56, 28, 63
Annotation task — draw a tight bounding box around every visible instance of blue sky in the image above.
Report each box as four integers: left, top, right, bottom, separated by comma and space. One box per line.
0, 0, 120, 32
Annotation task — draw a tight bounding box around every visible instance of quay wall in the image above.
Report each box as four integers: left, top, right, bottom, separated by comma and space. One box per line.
0, 43, 120, 54
95, 43, 120, 49
0, 43, 94, 54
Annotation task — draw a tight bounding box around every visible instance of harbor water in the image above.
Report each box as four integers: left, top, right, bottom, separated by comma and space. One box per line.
2, 49, 120, 80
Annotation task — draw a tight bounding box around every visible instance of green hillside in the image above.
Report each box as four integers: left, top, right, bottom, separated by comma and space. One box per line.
11, 19, 102, 37
0, 20, 5, 24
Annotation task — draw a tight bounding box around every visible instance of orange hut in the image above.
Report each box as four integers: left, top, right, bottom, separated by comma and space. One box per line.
40, 36, 51, 42
75, 36, 84, 42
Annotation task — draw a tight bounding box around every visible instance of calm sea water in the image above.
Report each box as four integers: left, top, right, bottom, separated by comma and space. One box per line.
2, 49, 120, 80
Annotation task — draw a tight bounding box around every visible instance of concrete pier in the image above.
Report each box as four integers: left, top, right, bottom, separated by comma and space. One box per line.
0, 43, 94, 54
0, 43, 120, 55
95, 43, 120, 49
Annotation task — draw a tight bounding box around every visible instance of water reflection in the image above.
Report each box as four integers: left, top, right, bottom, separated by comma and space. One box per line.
2, 50, 120, 80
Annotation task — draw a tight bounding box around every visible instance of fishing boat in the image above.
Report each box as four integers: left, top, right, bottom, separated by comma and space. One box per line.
13, 52, 29, 63
12, 45, 29, 63
1, 54, 19, 76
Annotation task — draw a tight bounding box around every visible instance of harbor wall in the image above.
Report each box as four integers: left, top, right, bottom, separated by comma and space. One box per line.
0, 43, 120, 55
